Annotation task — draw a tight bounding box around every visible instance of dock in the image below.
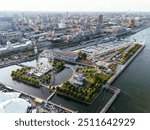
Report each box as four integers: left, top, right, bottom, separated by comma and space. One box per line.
46, 91, 56, 100
99, 86, 120, 113
98, 44, 145, 113
108, 44, 145, 85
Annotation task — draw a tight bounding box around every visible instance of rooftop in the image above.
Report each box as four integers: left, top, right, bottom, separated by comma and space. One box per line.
53, 50, 78, 58
0, 91, 31, 113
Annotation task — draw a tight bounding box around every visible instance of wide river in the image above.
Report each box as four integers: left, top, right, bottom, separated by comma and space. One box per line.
108, 27, 150, 112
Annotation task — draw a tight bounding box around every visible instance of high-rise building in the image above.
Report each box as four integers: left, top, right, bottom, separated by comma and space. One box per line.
127, 18, 135, 27
85, 18, 91, 31
6, 40, 13, 50
98, 15, 103, 24
96, 15, 103, 33
32, 39, 38, 55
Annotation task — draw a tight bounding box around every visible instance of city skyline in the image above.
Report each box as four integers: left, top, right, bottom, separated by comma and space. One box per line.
0, 0, 150, 12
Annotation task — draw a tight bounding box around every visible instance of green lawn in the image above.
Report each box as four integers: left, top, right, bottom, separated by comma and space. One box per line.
77, 68, 97, 74
85, 76, 96, 84
118, 44, 142, 64
97, 72, 110, 81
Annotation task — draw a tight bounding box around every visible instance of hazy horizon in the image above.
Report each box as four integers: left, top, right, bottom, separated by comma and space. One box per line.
0, 0, 150, 12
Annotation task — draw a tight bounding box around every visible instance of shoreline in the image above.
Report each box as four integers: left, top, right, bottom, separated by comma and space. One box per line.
98, 43, 145, 113
108, 43, 145, 85
0, 43, 145, 113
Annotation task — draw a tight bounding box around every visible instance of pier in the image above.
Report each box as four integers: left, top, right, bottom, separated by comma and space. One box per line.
99, 86, 120, 113
46, 91, 56, 100
99, 44, 145, 113
108, 44, 145, 85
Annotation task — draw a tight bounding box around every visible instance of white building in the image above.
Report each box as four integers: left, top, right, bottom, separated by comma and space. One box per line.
0, 40, 33, 55
69, 74, 85, 86
58, 20, 66, 29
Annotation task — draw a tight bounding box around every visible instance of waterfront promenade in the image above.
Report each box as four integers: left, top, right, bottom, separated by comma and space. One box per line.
99, 43, 145, 113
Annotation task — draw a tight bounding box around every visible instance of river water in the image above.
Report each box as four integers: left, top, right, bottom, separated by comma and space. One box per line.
0, 64, 73, 99
108, 27, 150, 113
0, 65, 51, 99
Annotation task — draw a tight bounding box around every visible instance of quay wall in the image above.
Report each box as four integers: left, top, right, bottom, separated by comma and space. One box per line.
108, 44, 145, 85
99, 44, 145, 113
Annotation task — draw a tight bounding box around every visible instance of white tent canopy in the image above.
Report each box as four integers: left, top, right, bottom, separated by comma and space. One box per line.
0, 91, 21, 103
0, 91, 31, 113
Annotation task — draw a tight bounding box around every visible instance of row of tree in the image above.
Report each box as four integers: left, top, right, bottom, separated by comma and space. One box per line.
53, 61, 65, 72
119, 44, 142, 64
11, 67, 40, 88
56, 81, 102, 103
78, 51, 87, 60
40, 72, 51, 84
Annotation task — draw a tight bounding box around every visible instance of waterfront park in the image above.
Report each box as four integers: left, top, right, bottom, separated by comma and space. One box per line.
10, 42, 144, 105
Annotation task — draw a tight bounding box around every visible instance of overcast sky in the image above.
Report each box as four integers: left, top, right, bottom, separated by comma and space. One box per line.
0, 0, 150, 12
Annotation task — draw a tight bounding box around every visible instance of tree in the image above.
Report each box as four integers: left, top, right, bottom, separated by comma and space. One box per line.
84, 95, 90, 102
73, 91, 77, 97
78, 51, 87, 60
82, 52, 87, 60
76, 68, 79, 72
56, 87, 60, 91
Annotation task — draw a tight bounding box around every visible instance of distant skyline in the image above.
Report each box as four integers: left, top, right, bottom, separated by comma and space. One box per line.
0, 0, 150, 12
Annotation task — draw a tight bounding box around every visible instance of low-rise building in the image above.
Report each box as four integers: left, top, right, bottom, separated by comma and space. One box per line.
0, 40, 33, 55
69, 74, 85, 86
53, 50, 78, 62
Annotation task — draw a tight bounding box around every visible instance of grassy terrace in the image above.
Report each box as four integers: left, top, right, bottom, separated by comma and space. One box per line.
56, 71, 111, 104
118, 44, 142, 64
86, 76, 96, 84
111, 46, 129, 61
76, 66, 97, 74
